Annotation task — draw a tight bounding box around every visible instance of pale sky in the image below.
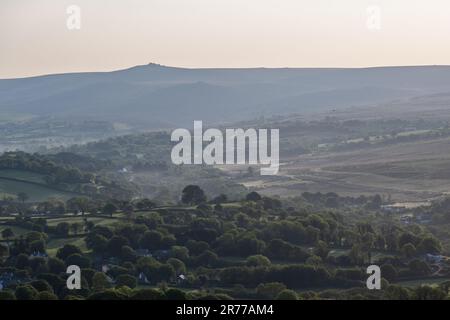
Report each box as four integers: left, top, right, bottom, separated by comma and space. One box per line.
1, 0, 450, 78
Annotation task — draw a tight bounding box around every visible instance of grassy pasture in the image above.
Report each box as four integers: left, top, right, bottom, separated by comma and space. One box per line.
0, 177, 79, 202
0, 169, 47, 184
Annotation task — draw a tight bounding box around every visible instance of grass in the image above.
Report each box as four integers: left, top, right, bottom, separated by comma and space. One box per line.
46, 216, 119, 227
0, 169, 47, 184
0, 177, 79, 202
0, 214, 112, 256
46, 237, 88, 257
0, 225, 31, 237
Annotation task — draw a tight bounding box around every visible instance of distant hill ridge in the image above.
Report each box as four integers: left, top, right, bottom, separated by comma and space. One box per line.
2, 64, 450, 128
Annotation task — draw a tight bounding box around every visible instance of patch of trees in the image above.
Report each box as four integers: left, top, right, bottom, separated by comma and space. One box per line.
0, 186, 448, 300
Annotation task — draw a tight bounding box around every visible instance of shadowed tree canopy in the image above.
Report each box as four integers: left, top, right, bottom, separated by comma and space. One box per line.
181, 185, 206, 205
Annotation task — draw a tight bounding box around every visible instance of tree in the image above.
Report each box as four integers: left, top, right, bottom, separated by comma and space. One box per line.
37, 199, 66, 215
30, 280, 53, 293
165, 288, 186, 300
0, 243, 8, 259
70, 223, 82, 235
276, 289, 298, 300
167, 258, 186, 274
246, 255, 271, 267
256, 282, 286, 299
306, 255, 322, 266
139, 230, 163, 251
380, 264, 398, 282
87, 289, 128, 300
130, 288, 164, 300
383, 285, 411, 300
401, 243, 417, 258
55, 222, 70, 237
116, 274, 137, 289
92, 272, 111, 291
181, 185, 206, 205
211, 194, 228, 204
414, 285, 446, 300
84, 220, 95, 232
56, 244, 82, 261
195, 250, 218, 267
15, 285, 39, 300
15, 253, 29, 269
367, 194, 382, 209
325, 196, 339, 208
246, 191, 262, 202
17, 192, 29, 203
398, 233, 420, 248
314, 240, 330, 259
66, 253, 91, 268
37, 291, 58, 300
106, 236, 130, 257
85, 233, 108, 254
135, 198, 156, 211
1, 228, 14, 241
236, 235, 265, 256
102, 203, 117, 217
349, 244, 363, 265
120, 245, 137, 262
152, 264, 176, 283
67, 197, 90, 216
47, 257, 66, 274
408, 259, 431, 276
124, 204, 134, 221
186, 240, 210, 256
417, 237, 441, 254
170, 246, 190, 261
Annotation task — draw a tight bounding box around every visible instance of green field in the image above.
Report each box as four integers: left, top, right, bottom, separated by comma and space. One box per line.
0, 214, 113, 256
0, 169, 47, 184
46, 216, 119, 227
0, 169, 79, 202
0, 225, 31, 237
46, 237, 88, 257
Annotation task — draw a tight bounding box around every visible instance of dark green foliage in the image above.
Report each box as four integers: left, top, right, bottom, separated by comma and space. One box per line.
56, 244, 82, 261
165, 288, 187, 300
246, 192, 262, 202
15, 285, 39, 300
130, 288, 165, 300
0, 187, 447, 301
116, 274, 137, 289
181, 185, 207, 205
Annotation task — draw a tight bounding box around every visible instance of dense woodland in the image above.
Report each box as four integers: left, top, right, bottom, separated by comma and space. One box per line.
1, 184, 449, 300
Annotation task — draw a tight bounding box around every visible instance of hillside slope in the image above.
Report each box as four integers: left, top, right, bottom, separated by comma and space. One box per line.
2, 64, 450, 128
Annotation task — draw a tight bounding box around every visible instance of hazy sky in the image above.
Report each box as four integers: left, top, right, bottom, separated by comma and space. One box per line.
1, 0, 450, 78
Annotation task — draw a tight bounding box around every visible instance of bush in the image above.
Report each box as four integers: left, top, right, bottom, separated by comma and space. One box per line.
130, 288, 165, 300
165, 288, 187, 300
116, 274, 137, 289
88, 289, 128, 300
256, 282, 286, 299
38, 291, 58, 300
275, 289, 298, 300
15, 285, 39, 300
246, 255, 271, 267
